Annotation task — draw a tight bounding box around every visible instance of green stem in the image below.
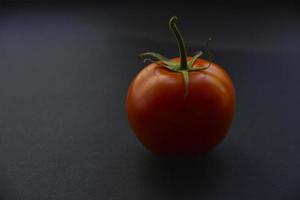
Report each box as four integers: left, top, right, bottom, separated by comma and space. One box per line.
169, 16, 188, 70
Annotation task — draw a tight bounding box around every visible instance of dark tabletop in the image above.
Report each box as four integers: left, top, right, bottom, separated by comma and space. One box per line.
0, 2, 299, 200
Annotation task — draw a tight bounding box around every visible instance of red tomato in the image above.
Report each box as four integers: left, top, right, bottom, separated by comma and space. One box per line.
126, 17, 235, 157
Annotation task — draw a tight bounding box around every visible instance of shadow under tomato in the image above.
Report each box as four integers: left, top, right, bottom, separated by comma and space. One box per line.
139, 151, 226, 198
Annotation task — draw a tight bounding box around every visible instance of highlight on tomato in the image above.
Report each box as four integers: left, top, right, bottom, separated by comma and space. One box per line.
126, 16, 236, 157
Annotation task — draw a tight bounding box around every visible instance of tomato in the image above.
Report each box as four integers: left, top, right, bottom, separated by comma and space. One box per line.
126, 16, 235, 157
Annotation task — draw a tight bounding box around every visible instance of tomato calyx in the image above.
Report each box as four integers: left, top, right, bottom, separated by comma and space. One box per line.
140, 16, 212, 96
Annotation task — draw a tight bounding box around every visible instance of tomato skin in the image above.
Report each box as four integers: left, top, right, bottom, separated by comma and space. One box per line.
126, 58, 235, 157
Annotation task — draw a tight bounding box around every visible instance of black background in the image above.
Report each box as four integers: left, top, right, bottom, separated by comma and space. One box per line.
0, 2, 299, 200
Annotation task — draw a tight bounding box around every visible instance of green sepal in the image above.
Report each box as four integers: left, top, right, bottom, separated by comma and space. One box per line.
180, 70, 189, 97
139, 17, 213, 97
187, 51, 203, 68
140, 52, 180, 71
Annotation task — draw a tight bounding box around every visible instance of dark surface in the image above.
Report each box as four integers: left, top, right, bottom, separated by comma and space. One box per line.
0, 3, 299, 200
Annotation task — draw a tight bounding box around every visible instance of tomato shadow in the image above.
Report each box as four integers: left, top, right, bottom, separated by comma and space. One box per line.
139, 151, 226, 198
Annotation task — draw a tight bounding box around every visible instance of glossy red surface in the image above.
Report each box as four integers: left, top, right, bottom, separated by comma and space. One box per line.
126, 58, 236, 157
